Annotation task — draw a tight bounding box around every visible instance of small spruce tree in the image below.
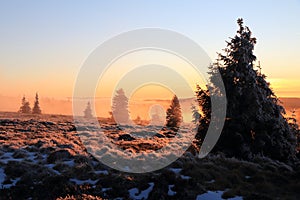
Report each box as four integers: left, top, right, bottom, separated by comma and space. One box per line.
19, 96, 31, 114
166, 95, 182, 130
84, 101, 93, 118
133, 115, 142, 125
32, 93, 42, 114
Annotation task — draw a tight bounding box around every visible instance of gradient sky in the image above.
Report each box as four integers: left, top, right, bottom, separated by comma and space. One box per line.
0, 0, 300, 100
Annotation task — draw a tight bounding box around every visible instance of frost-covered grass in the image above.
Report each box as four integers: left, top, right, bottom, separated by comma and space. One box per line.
0, 112, 300, 200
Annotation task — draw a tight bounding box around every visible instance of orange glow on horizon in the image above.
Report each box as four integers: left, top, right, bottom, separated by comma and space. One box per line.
267, 78, 300, 98
128, 84, 174, 120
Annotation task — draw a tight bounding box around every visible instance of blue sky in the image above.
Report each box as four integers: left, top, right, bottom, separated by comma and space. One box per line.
0, 0, 300, 98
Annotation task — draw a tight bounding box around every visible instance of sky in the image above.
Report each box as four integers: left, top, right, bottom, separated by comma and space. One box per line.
0, 0, 300, 107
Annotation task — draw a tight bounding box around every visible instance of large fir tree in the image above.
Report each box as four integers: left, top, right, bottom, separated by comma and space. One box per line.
197, 19, 297, 162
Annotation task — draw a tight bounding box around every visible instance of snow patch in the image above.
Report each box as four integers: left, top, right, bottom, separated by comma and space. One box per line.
45, 164, 61, 175
128, 182, 154, 200
196, 191, 243, 200
167, 185, 176, 196
180, 175, 191, 180
94, 170, 109, 175
69, 178, 98, 185
0, 168, 5, 186
2, 177, 21, 189
101, 187, 112, 192
169, 168, 182, 175
0, 152, 23, 164
63, 160, 75, 167
206, 179, 215, 183
0, 168, 20, 189
25, 152, 38, 163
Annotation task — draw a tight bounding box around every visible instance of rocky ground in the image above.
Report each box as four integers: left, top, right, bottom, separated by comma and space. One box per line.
0, 112, 300, 200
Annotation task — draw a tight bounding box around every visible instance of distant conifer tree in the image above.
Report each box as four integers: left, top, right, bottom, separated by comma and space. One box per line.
84, 101, 93, 118
19, 96, 31, 114
133, 115, 142, 125
32, 93, 42, 114
112, 88, 130, 124
166, 95, 182, 130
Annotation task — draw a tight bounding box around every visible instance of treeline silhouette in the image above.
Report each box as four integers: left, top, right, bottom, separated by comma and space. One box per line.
109, 88, 182, 129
